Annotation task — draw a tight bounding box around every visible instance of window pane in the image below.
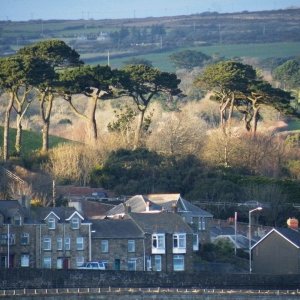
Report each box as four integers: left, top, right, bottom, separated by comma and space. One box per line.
154, 255, 162, 271
57, 238, 63, 250
76, 256, 84, 267
128, 240, 135, 252
71, 218, 80, 229
21, 233, 29, 245
43, 257, 51, 268
173, 255, 184, 271
21, 254, 29, 267
65, 237, 70, 250
48, 218, 55, 229
128, 259, 136, 271
76, 237, 84, 250
43, 237, 51, 250
101, 240, 108, 253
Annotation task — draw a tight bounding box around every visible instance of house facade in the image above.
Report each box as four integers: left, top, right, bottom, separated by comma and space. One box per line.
252, 228, 300, 274
0, 199, 195, 272
0, 201, 91, 269
107, 193, 213, 248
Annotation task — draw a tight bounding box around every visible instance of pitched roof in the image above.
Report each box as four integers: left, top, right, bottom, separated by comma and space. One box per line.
0, 200, 31, 221
31, 207, 81, 222
106, 195, 161, 216
92, 219, 144, 238
252, 227, 300, 249
77, 200, 114, 219
130, 212, 193, 234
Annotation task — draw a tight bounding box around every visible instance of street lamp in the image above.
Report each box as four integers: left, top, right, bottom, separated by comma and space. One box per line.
249, 207, 262, 273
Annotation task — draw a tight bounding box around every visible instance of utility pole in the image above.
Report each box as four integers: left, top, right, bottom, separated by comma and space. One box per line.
107, 50, 110, 66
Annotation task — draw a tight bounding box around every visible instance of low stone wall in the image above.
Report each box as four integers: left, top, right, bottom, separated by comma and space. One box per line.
1, 269, 300, 290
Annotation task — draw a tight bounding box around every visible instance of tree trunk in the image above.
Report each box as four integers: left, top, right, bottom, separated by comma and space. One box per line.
133, 108, 146, 149
15, 115, 22, 156
14, 90, 31, 156
42, 121, 50, 153
3, 92, 15, 161
89, 95, 98, 142
252, 107, 260, 136
40, 92, 54, 153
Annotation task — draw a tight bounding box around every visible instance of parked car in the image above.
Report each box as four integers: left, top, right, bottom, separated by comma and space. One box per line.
78, 262, 106, 270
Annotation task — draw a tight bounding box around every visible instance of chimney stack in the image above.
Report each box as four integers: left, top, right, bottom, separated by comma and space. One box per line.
125, 205, 131, 214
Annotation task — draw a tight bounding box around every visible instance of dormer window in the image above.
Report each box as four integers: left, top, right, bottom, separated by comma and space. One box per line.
71, 217, 80, 229
14, 214, 22, 226
48, 217, 56, 229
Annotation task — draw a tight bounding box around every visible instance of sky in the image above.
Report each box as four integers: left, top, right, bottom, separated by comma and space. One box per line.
1, 0, 300, 21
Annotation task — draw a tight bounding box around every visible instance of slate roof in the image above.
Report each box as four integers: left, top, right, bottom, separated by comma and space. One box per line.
253, 227, 300, 249
92, 219, 144, 239
106, 194, 213, 219
130, 212, 193, 234
30, 207, 82, 223
0, 200, 32, 222
106, 195, 161, 216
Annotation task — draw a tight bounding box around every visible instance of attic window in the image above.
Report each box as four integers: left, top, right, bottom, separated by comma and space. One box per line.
71, 217, 80, 229
14, 214, 22, 226
48, 217, 56, 229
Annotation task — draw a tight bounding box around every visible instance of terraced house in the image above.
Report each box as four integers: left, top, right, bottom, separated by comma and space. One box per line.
0, 198, 195, 272
0, 200, 91, 269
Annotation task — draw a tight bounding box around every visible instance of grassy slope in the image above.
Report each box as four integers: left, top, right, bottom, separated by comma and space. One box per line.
0, 126, 70, 156
85, 42, 300, 72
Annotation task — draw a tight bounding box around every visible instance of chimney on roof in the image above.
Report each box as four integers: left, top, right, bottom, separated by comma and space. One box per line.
287, 218, 299, 230
146, 201, 150, 212
125, 205, 131, 214
19, 195, 30, 209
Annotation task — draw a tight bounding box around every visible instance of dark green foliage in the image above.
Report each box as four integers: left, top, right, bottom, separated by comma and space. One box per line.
169, 50, 211, 70
123, 57, 153, 67
90, 149, 202, 195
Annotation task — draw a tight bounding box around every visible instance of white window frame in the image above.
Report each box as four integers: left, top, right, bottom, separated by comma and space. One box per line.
128, 240, 135, 253
14, 214, 22, 226
101, 240, 109, 253
76, 256, 84, 267
57, 258, 63, 269
193, 234, 199, 251
43, 257, 51, 269
48, 217, 56, 229
127, 258, 137, 271
199, 217, 206, 231
154, 255, 162, 272
173, 254, 185, 271
21, 254, 29, 267
43, 237, 51, 251
64, 237, 71, 251
57, 237, 63, 250
173, 233, 186, 254
21, 233, 30, 245
76, 237, 84, 250
71, 217, 80, 229
152, 234, 165, 254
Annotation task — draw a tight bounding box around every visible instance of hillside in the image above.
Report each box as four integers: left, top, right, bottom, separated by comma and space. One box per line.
1, 8, 299, 70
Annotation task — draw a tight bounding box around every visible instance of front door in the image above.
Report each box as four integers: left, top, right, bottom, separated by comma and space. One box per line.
114, 259, 120, 271
63, 258, 70, 269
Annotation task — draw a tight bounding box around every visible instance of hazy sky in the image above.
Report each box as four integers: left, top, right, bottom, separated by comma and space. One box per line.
1, 0, 300, 21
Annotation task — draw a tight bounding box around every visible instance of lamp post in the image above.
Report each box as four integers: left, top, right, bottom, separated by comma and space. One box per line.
88, 224, 96, 261
249, 207, 262, 273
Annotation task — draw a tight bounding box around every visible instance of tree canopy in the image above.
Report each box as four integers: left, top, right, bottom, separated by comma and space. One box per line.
169, 50, 211, 70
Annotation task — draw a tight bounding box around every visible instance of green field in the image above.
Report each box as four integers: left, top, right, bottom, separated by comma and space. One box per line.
0, 127, 70, 157
85, 42, 300, 72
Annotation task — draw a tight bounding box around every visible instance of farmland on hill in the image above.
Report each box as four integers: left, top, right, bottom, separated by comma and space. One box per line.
0, 8, 299, 70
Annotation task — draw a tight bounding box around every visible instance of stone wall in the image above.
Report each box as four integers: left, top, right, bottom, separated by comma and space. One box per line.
1, 269, 300, 290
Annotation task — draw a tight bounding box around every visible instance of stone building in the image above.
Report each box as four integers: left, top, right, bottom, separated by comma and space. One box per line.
0, 201, 91, 269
